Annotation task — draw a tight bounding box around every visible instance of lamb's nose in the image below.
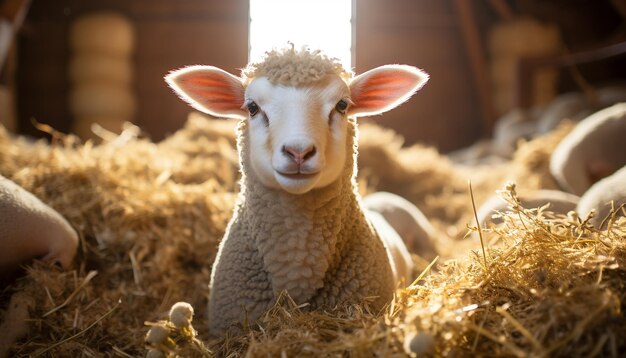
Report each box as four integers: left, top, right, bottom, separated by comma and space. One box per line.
282, 144, 317, 165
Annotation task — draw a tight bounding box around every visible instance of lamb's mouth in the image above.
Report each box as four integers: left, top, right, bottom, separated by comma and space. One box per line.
276, 171, 320, 180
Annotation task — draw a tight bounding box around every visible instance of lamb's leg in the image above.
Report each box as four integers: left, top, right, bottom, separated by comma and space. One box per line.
363, 192, 437, 260
0, 175, 78, 279
363, 192, 438, 285
366, 210, 414, 286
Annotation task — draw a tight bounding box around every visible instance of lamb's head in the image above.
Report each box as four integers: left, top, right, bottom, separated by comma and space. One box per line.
166, 48, 427, 194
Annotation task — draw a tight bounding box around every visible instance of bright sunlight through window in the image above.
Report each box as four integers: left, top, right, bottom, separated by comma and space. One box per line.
249, 0, 353, 70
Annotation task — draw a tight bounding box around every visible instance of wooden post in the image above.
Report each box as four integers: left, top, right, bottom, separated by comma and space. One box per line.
454, 0, 496, 137
0, 0, 31, 73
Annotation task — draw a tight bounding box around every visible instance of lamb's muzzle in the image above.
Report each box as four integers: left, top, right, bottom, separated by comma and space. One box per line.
281, 143, 317, 168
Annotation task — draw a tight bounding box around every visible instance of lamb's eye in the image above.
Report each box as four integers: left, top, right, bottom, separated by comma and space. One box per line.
247, 101, 260, 116
335, 99, 348, 114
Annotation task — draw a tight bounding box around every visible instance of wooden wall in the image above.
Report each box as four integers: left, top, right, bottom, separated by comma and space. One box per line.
20, 0, 571, 151
354, 0, 482, 151
15, 0, 483, 150
16, 3, 71, 136
16, 0, 249, 140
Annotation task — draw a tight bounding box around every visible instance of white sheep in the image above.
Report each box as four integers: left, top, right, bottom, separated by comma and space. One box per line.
535, 91, 592, 134
550, 103, 626, 196
476, 189, 580, 227
451, 88, 626, 167
537, 86, 626, 134
492, 107, 543, 157
362, 192, 437, 262
577, 165, 626, 229
166, 47, 429, 336
0, 175, 78, 278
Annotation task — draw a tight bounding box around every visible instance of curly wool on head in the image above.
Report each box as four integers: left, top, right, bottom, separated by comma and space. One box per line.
242, 46, 353, 87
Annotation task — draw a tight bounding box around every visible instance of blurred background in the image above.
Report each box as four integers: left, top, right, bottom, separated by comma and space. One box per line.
0, 0, 625, 153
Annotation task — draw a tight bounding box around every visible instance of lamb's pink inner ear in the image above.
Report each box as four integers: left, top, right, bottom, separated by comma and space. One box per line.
165, 66, 246, 119
348, 65, 428, 117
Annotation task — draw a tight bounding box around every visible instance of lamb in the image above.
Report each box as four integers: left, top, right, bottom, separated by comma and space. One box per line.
550, 103, 626, 196
0, 175, 78, 279
577, 165, 626, 229
165, 47, 429, 336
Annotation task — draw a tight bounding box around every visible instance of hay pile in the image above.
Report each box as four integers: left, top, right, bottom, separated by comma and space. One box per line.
1, 115, 625, 356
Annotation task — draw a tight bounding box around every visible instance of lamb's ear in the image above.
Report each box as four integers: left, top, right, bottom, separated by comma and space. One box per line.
165, 65, 247, 119
348, 65, 428, 117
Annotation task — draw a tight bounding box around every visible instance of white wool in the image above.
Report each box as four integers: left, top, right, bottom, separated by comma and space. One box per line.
0, 175, 78, 269
577, 165, 626, 229
476, 189, 580, 227
550, 103, 626, 195
363, 192, 437, 262
208, 118, 396, 335
165, 47, 429, 337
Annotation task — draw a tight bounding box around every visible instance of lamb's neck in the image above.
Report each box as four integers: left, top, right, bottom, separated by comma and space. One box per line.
240, 174, 363, 303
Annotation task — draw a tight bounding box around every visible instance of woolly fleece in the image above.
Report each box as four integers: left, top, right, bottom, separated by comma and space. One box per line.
577, 164, 626, 228
0, 175, 78, 272
242, 47, 352, 87
550, 103, 626, 195
208, 115, 396, 335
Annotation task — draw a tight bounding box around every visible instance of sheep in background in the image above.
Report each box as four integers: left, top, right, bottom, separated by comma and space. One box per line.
492, 107, 543, 157
577, 165, 626, 229
0, 175, 78, 279
363, 192, 438, 262
475, 189, 580, 228
449, 86, 626, 167
550, 103, 626, 196
535, 91, 591, 134
596, 85, 626, 107
448, 107, 543, 166
537, 85, 626, 134
166, 47, 432, 336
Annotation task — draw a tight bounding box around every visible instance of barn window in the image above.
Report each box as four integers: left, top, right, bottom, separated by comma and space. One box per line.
249, 0, 354, 69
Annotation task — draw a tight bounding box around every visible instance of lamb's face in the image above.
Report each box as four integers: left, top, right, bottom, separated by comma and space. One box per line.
165, 56, 428, 195
244, 75, 350, 194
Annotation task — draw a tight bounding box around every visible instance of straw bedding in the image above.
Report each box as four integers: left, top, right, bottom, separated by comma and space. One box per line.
1, 114, 625, 357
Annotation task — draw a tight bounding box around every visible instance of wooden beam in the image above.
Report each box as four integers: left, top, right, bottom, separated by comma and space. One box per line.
516, 41, 626, 108
454, 0, 496, 137
0, 0, 30, 74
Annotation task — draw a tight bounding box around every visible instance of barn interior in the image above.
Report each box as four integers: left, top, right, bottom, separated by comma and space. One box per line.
1, 0, 626, 356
